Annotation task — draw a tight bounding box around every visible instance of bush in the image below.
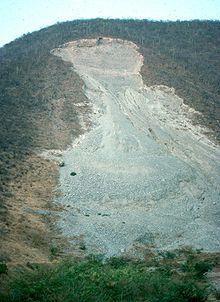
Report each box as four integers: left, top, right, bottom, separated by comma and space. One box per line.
2, 250, 215, 302
0, 262, 7, 275
181, 255, 214, 279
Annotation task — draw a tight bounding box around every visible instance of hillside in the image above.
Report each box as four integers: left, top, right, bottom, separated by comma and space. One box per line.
0, 19, 220, 300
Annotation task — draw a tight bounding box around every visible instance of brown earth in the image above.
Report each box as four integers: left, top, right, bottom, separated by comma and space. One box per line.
0, 19, 219, 270
0, 154, 59, 265
0, 56, 91, 266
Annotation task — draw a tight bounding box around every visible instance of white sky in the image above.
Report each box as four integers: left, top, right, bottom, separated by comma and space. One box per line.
0, 0, 220, 47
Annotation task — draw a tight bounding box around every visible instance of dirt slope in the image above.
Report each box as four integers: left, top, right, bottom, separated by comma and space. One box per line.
45, 38, 220, 257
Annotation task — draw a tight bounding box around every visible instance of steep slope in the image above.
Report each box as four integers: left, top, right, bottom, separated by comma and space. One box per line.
48, 38, 220, 256
0, 19, 220, 264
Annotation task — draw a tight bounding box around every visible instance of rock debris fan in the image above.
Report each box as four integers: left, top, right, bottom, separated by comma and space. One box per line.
50, 38, 220, 257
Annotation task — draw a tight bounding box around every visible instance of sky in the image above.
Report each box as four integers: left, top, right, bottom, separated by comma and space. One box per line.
0, 0, 220, 47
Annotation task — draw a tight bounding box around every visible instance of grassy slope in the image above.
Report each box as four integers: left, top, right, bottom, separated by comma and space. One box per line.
0, 249, 218, 302
0, 18, 219, 280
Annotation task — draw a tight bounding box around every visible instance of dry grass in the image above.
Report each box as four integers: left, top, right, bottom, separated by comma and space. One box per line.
0, 19, 219, 269
0, 54, 91, 266
0, 153, 60, 265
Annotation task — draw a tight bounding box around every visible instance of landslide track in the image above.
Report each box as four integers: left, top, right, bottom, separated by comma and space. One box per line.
48, 38, 220, 257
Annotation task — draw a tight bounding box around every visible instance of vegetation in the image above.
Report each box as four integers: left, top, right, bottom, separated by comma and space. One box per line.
0, 18, 219, 271
1, 19, 219, 202
1, 19, 219, 144
0, 249, 218, 302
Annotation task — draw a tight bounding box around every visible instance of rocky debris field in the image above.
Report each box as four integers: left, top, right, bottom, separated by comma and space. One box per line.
47, 38, 220, 257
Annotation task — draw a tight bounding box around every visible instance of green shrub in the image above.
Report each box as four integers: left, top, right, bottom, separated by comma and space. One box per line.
0, 262, 7, 274
2, 250, 215, 302
181, 252, 214, 279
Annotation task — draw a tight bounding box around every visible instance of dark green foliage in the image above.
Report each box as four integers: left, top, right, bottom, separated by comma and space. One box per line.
49, 245, 60, 257
1, 250, 215, 302
181, 253, 214, 279
0, 262, 7, 275
159, 250, 177, 259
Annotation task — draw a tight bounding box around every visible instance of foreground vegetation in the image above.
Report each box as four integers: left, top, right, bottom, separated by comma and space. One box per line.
0, 249, 218, 302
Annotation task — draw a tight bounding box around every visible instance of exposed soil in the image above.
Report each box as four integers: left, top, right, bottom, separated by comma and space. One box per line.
48, 38, 220, 257
0, 153, 59, 265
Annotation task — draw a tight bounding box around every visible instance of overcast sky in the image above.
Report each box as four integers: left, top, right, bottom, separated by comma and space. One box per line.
0, 0, 220, 47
